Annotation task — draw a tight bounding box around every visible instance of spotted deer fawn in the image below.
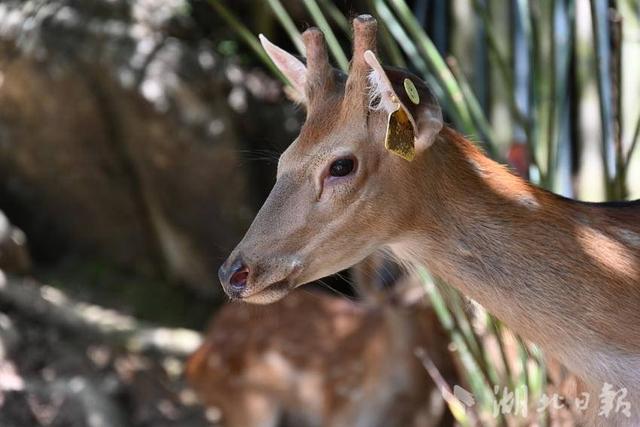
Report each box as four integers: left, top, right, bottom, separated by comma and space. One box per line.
186, 271, 457, 427
215, 15, 640, 426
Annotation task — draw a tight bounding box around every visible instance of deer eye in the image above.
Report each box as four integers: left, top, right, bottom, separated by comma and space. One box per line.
329, 158, 355, 177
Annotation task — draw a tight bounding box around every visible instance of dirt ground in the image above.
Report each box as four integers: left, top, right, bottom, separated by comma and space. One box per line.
0, 293, 217, 427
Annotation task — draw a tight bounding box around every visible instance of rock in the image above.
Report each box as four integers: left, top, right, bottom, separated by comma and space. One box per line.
0, 377, 127, 427
0, 211, 30, 274
0, 0, 298, 294
0, 312, 20, 359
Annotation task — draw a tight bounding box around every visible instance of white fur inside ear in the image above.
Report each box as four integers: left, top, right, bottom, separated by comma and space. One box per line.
367, 68, 397, 113
363, 50, 397, 114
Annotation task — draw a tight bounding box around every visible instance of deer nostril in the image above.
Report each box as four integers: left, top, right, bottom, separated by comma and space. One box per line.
229, 265, 249, 291
219, 257, 251, 296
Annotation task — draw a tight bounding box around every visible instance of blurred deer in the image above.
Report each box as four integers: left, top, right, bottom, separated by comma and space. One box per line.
187, 264, 457, 427
215, 14, 640, 425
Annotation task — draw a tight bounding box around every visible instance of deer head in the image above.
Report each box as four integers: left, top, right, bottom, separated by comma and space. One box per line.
218, 15, 443, 303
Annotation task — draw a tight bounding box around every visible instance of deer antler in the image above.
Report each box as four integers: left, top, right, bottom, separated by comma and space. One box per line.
344, 15, 378, 115
302, 27, 335, 109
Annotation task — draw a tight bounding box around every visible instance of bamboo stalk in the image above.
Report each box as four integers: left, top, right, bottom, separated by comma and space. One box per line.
415, 347, 480, 426
546, 0, 575, 191
486, 317, 515, 389
513, 0, 543, 180
434, 280, 507, 397
207, 0, 287, 83
626, 113, 640, 171
371, 0, 452, 110
422, 273, 506, 425
546, 0, 558, 189
472, 0, 528, 127
529, 0, 549, 184
610, 9, 627, 198
448, 57, 498, 158
590, 0, 618, 198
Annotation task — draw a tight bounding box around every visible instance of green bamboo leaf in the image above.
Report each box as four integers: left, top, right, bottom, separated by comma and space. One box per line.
419, 270, 496, 413
265, 0, 305, 55
207, 0, 287, 84
371, 0, 454, 129
486, 317, 514, 389
372, 0, 428, 74
302, 0, 349, 71
385, 0, 482, 139
367, 0, 407, 67
317, 0, 350, 35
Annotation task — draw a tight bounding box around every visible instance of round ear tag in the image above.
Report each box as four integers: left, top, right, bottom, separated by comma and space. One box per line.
403, 78, 420, 105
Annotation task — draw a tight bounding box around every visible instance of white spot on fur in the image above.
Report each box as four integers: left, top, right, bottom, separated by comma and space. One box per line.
467, 158, 488, 177
469, 157, 539, 210
516, 193, 540, 210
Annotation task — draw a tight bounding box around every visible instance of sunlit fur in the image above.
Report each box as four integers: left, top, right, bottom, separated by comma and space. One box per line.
367, 67, 396, 114
386, 128, 640, 425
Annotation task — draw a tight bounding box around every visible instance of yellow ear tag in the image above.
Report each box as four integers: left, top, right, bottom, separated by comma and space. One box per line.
385, 106, 416, 161
403, 78, 420, 105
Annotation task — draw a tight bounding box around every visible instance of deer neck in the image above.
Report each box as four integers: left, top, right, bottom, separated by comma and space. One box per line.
388, 127, 640, 386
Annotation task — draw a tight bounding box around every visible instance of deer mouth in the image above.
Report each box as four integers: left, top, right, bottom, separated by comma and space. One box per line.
236, 280, 295, 304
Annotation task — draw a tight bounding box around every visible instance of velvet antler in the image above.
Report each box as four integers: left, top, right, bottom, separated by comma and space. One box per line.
344, 15, 378, 115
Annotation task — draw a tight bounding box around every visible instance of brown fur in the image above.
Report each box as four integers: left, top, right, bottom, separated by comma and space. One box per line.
222, 16, 640, 426
186, 289, 455, 427
404, 128, 640, 425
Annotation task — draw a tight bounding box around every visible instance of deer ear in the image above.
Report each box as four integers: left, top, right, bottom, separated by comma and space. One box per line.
364, 51, 443, 161
259, 34, 307, 104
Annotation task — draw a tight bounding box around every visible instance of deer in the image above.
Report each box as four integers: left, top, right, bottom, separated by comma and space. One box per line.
215, 15, 640, 426
186, 268, 457, 427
